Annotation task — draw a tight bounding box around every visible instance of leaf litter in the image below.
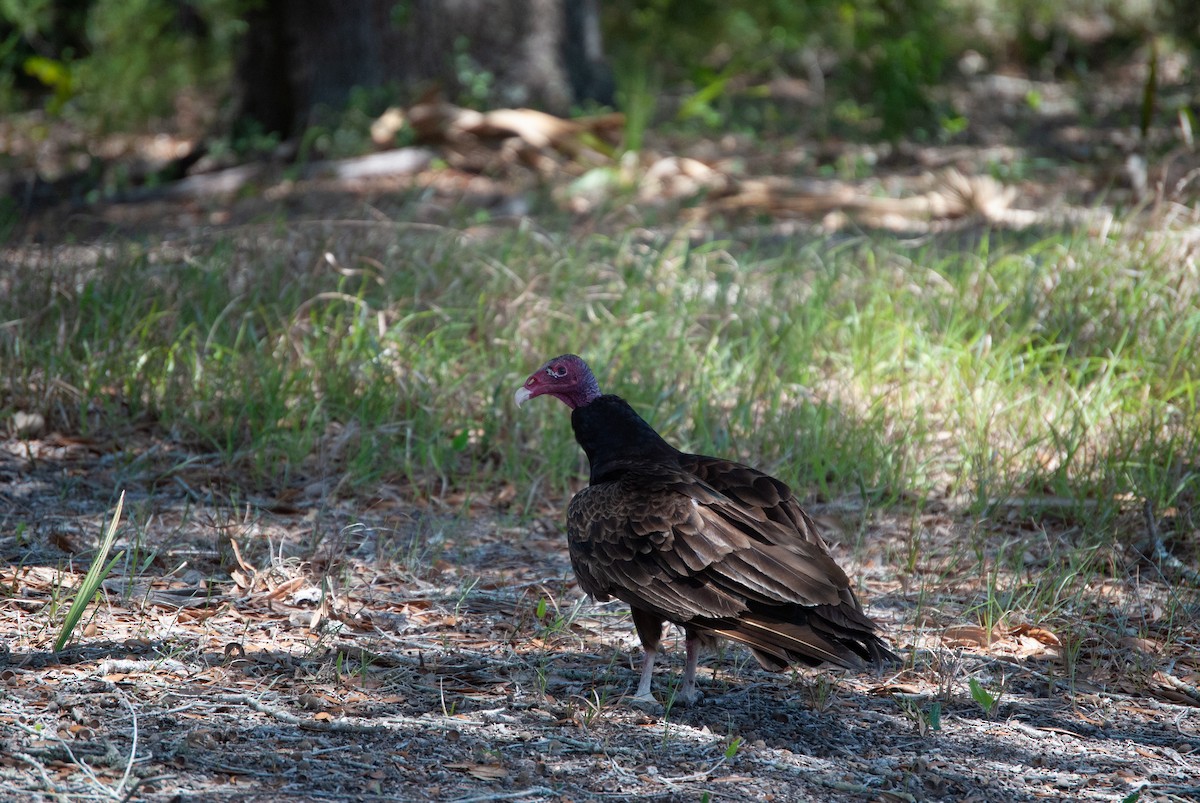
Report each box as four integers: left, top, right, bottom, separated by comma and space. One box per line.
2, 430, 1198, 802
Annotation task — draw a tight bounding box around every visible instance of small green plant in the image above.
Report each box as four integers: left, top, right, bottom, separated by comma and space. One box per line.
453, 576, 479, 619
926, 701, 942, 732
439, 679, 458, 717
967, 676, 1005, 718
616, 61, 658, 152
55, 491, 126, 652
576, 688, 611, 728
895, 696, 941, 736
535, 594, 585, 639
22, 55, 74, 112
453, 35, 495, 108
903, 518, 924, 574
933, 650, 965, 703
529, 593, 586, 699
724, 736, 743, 760
358, 651, 375, 686
806, 672, 838, 713
1060, 632, 1086, 700
676, 68, 734, 127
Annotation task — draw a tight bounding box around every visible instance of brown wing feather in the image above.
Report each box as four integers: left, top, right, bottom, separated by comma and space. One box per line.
567, 478, 746, 621
567, 457, 893, 669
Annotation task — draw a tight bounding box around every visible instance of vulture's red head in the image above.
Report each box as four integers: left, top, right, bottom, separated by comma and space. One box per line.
515, 354, 601, 410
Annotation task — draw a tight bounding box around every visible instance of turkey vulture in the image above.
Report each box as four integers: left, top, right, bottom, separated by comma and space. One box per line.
516, 353, 895, 704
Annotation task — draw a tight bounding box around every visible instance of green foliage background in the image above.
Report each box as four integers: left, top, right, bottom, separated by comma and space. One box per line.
0, 0, 244, 131
0, 0, 1191, 138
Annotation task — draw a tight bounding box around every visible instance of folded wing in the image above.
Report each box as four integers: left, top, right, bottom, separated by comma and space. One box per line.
567, 457, 893, 670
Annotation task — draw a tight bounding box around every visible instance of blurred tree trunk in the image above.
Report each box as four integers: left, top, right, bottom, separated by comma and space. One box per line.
233, 0, 612, 139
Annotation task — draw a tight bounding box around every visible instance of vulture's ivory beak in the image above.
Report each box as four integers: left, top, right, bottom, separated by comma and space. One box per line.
514, 386, 533, 407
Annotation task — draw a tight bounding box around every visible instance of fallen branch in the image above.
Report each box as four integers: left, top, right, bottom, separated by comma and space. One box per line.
1141, 501, 1200, 587
213, 693, 392, 734
450, 788, 555, 803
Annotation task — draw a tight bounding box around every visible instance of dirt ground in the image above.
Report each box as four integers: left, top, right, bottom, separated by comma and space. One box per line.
2, 427, 1199, 803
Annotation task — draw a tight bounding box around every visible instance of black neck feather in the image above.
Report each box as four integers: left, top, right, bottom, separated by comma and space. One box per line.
571, 395, 678, 483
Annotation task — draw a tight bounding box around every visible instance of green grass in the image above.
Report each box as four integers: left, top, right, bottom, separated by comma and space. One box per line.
2, 221, 1198, 538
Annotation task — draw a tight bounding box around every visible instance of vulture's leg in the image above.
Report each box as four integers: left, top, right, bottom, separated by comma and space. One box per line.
634, 650, 657, 701
677, 631, 704, 706
630, 609, 664, 703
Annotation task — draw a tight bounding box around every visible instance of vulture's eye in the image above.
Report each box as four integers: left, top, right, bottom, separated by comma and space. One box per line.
547, 364, 567, 378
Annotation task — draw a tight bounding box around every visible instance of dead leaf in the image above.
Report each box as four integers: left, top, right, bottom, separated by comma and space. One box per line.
869, 683, 924, 696
264, 576, 306, 600
941, 624, 998, 649
49, 530, 79, 553
371, 107, 406, 145
1009, 624, 1062, 647
1119, 635, 1160, 653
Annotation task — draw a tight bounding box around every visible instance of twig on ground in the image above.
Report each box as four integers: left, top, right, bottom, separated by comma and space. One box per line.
1141, 501, 1200, 587
96, 658, 192, 676
449, 788, 555, 803
1159, 673, 1200, 706
13, 752, 58, 794
643, 754, 732, 785
518, 735, 640, 756
114, 687, 138, 799
819, 778, 915, 801
13, 720, 126, 799
213, 693, 393, 734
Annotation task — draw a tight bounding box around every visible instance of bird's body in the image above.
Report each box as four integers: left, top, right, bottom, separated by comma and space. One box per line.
517, 355, 894, 703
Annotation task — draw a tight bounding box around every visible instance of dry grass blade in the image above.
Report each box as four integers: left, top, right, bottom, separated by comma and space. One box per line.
54, 490, 126, 652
